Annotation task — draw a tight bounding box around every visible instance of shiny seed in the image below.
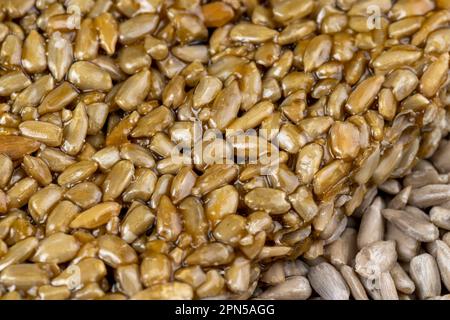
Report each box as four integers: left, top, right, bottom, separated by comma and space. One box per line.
185, 242, 234, 267
346, 75, 385, 115
115, 69, 151, 112
98, 234, 137, 268
47, 32, 73, 81
245, 188, 290, 214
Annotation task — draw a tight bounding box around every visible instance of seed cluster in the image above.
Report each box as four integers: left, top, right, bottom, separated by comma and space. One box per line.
0, 0, 449, 300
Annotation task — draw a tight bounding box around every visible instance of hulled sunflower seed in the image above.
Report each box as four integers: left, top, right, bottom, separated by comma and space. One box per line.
382, 208, 439, 242
258, 276, 311, 300
355, 241, 397, 278
307, 262, 350, 300
410, 253, 441, 299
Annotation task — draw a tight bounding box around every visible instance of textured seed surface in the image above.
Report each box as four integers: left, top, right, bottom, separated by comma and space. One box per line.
355, 241, 397, 278
340, 265, 369, 300
409, 185, 450, 208
382, 209, 439, 242
308, 262, 350, 300
410, 253, 441, 299
245, 188, 290, 214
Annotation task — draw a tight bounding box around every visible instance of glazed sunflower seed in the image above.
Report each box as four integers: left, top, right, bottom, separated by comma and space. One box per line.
144, 35, 168, 61
388, 186, 412, 210
57, 160, 98, 187
0, 0, 447, 301
70, 202, 121, 229
131, 106, 174, 138
65, 182, 102, 210
38, 285, 71, 300
245, 188, 290, 214
131, 282, 193, 300
47, 32, 73, 82
74, 17, 98, 61
228, 101, 275, 132
435, 240, 450, 291
410, 253, 441, 299
230, 23, 278, 43
185, 242, 234, 267
346, 75, 384, 115
192, 164, 238, 197
37, 82, 78, 115
140, 252, 172, 287
0, 237, 38, 272
201, 2, 234, 28
225, 257, 251, 293
52, 257, 107, 288
62, 103, 88, 156
0, 136, 40, 160
19, 120, 63, 147
115, 264, 142, 297
390, 263, 415, 295
420, 53, 449, 98
46, 200, 80, 235
98, 235, 137, 268
430, 206, 450, 230
102, 160, 134, 201
119, 13, 159, 45
115, 69, 151, 112
7, 177, 39, 209
273, 0, 314, 24
156, 195, 182, 242
38, 147, 76, 173
68, 61, 112, 92
431, 140, 450, 173
118, 144, 154, 170
28, 184, 64, 223
0, 264, 49, 289
120, 204, 154, 243
379, 272, 399, 300
213, 214, 247, 246
357, 197, 385, 249
123, 168, 157, 203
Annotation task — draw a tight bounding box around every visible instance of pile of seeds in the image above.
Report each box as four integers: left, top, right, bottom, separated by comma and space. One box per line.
0, 0, 449, 300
